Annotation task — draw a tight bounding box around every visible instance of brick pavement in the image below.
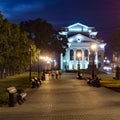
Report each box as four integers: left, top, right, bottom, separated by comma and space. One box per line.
0, 73, 120, 120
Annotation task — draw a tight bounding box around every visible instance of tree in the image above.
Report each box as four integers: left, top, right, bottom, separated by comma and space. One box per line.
0, 13, 39, 78
0, 15, 12, 77
52, 35, 68, 55
108, 26, 120, 53
108, 26, 120, 61
20, 19, 55, 50
19, 18, 68, 55
7, 24, 38, 75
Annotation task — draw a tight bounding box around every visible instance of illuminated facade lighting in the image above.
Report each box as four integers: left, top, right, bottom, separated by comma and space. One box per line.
59, 23, 106, 71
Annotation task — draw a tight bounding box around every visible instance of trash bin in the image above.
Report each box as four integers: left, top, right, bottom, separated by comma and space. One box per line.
7, 86, 17, 107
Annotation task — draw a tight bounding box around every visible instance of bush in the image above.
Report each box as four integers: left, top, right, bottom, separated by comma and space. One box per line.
0, 93, 9, 106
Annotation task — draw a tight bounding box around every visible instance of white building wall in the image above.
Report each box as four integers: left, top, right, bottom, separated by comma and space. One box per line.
59, 23, 106, 71
61, 43, 105, 71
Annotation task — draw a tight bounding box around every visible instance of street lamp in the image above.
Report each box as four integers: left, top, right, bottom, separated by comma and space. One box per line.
77, 52, 81, 79
38, 56, 40, 78
40, 56, 52, 71
90, 43, 97, 79
45, 56, 52, 71
53, 59, 57, 70
29, 45, 32, 81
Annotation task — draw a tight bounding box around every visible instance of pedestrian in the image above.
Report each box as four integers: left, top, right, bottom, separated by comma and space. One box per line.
42, 71, 45, 81
55, 70, 59, 79
59, 70, 62, 79
52, 73, 54, 79
51, 71, 54, 79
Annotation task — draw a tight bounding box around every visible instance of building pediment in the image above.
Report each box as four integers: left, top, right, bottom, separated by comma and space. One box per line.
68, 23, 88, 29
67, 23, 94, 32
68, 33, 96, 43
59, 22, 97, 37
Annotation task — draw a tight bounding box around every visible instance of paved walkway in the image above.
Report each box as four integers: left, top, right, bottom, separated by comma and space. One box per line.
0, 73, 120, 120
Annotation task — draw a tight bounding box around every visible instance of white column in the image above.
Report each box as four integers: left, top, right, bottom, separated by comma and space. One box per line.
67, 48, 70, 70
88, 49, 91, 65
95, 51, 98, 68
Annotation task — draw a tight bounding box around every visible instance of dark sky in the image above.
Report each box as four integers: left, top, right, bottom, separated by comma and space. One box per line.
0, 0, 120, 58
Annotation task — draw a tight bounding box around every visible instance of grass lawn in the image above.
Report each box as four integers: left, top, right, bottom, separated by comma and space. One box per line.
0, 72, 38, 106
100, 78, 120, 87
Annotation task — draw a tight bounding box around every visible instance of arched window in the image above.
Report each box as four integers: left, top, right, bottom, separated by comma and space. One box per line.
84, 49, 88, 60
76, 50, 82, 60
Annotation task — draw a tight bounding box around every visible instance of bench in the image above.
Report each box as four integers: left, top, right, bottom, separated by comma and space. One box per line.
87, 77, 101, 87
31, 77, 42, 88
7, 86, 17, 94
17, 89, 27, 105
7, 86, 27, 106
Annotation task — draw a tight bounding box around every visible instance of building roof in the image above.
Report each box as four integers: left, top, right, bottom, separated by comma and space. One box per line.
59, 22, 98, 37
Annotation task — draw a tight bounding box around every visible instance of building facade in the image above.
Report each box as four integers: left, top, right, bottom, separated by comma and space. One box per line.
59, 23, 106, 71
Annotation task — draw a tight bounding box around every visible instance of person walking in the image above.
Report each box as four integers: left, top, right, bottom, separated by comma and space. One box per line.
59, 70, 62, 79
55, 70, 59, 79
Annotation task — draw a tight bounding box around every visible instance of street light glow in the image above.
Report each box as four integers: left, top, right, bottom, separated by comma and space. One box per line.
39, 55, 56, 70
90, 43, 97, 51
77, 52, 81, 58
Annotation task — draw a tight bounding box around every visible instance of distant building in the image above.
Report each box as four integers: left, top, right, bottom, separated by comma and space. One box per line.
58, 23, 106, 71
103, 57, 112, 73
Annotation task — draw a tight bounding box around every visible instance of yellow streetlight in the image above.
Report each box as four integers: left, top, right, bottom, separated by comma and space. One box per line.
40, 55, 52, 71
77, 52, 81, 59
90, 43, 97, 51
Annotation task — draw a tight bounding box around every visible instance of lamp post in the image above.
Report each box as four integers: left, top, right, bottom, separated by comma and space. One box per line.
90, 43, 97, 79
77, 52, 81, 79
53, 59, 56, 70
29, 45, 32, 81
38, 56, 40, 78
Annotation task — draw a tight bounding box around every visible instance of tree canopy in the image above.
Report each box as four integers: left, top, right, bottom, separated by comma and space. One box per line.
20, 18, 68, 55
0, 13, 68, 78
108, 26, 120, 53
108, 26, 120, 60
0, 13, 38, 78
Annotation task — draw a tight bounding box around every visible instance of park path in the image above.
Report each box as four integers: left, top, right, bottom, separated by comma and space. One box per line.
0, 73, 120, 120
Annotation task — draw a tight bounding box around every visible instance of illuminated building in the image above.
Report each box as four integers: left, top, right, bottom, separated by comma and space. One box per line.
103, 57, 112, 73
59, 23, 106, 71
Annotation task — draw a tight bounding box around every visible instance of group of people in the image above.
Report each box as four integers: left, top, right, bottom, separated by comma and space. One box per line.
50, 70, 62, 79
41, 70, 62, 80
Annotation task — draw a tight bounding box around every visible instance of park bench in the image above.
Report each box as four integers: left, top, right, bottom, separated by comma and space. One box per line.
31, 77, 42, 88
7, 86, 27, 106
87, 77, 101, 87
17, 89, 27, 104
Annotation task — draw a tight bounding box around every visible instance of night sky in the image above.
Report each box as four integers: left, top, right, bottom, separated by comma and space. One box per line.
0, 0, 120, 58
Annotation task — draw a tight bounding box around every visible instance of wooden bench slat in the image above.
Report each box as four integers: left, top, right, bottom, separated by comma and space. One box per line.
20, 93, 27, 98
7, 87, 17, 93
